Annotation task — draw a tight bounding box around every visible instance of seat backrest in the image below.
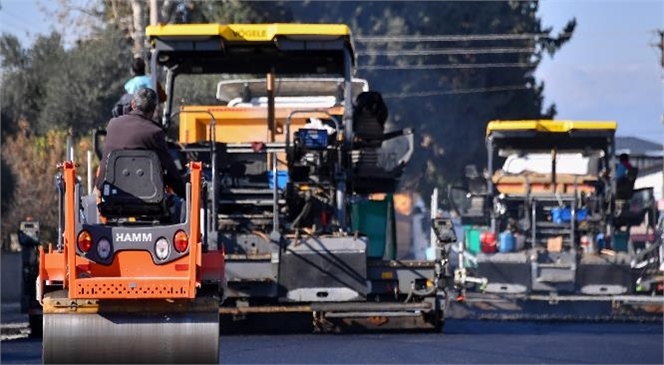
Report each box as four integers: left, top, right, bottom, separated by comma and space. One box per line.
99, 150, 166, 218
353, 91, 387, 143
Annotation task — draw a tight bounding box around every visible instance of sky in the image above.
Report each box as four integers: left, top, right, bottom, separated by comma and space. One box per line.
0, 0, 662, 143
535, 0, 663, 143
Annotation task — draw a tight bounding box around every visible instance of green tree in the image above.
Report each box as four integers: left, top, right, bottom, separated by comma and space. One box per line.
1, 28, 131, 137
1, 26, 129, 243
156, 1, 296, 121
38, 26, 131, 136
204, 1, 293, 23
288, 1, 574, 197
1, 32, 66, 136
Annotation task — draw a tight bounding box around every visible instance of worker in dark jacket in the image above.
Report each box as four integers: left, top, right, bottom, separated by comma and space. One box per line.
96, 88, 185, 198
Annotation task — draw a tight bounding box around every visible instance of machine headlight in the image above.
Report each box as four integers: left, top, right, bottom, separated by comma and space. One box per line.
96, 238, 112, 259
155, 237, 170, 260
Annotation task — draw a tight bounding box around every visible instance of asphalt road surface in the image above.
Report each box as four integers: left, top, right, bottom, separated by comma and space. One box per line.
2, 320, 662, 364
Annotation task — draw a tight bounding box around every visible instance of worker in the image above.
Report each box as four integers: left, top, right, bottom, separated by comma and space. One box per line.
614, 153, 638, 201
615, 153, 634, 181
112, 57, 166, 117
124, 57, 166, 101
97, 88, 185, 199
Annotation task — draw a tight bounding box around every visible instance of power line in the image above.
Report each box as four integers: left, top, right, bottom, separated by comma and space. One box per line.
0, 13, 35, 36
359, 62, 534, 70
1, 10, 39, 33
381, 85, 531, 99
658, 30, 664, 67
357, 47, 536, 56
355, 33, 565, 43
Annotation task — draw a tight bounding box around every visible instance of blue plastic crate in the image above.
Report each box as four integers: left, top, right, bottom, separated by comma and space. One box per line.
551, 207, 568, 223
296, 129, 328, 150
268, 170, 289, 189
551, 207, 588, 223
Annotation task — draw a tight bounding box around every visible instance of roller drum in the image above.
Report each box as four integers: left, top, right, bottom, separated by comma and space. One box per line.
43, 311, 219, 364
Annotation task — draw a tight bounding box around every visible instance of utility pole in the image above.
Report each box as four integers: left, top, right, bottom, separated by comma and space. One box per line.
659, 30, 664, 205
150, 0, 159, 26
659, 30, 664, 67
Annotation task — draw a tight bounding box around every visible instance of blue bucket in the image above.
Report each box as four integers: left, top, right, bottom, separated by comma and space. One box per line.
498, 231, 515, 253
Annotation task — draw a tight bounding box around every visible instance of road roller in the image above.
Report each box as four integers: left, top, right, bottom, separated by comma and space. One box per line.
37, 154, 224, 363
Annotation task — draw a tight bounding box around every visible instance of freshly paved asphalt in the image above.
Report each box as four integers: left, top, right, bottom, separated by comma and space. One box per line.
2, 305, 662, 365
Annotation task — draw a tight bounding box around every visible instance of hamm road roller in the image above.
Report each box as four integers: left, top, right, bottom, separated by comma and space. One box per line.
38, 155, 224, 363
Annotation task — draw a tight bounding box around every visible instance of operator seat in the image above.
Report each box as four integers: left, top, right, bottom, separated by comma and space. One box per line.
353, 91, 388, 146
98, 150, 170, 220
464, 164, 488, 218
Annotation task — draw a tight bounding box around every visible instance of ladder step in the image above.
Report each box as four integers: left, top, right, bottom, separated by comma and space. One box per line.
221, 188, 275, 194
219, 199, 285, 205
537, 263, 574, 269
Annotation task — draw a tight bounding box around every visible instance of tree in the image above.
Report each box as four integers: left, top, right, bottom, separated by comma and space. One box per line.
1, 32, 66, 136
1, 27, 129, 244
1, 121, 69, 244
38, 26, 132, 136
0, 33, 26, 139
204, 1, 292, 23
92, 0, 293, 59
1, 0, 575, 242
1, 28, 131, 137
287, 1, 575, 196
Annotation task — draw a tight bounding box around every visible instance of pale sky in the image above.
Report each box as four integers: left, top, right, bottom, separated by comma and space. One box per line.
1, 0, 662, 143
535, 0, 663, 143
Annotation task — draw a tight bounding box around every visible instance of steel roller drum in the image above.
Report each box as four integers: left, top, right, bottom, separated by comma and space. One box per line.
42, 297, 220, 364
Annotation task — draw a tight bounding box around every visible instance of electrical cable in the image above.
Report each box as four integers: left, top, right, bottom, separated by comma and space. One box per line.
355, 33, 567, 43
357, 47, 536, 56
380, 85, 531, 99
360, 62, 534, 70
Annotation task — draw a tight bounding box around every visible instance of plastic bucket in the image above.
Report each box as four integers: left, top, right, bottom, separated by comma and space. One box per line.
480, 232, 497, 253
351, 199, 391, 259
612, 232, 629, 252
498, 231, 515, 253
514, 233, 526, 251
465, 227, 481, 254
